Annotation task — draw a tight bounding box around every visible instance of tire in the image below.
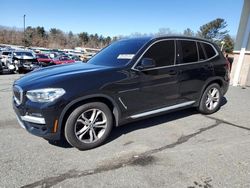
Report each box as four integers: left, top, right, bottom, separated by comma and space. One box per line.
198, 83, 222, 114
64, 102, 113, 150
17, 68, 23, 74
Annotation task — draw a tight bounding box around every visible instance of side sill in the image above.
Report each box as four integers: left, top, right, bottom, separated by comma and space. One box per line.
130, 101, 195, 119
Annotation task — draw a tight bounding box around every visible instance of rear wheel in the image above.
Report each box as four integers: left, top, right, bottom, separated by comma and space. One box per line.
198, 83, 222, 114
64, 102, 113, 150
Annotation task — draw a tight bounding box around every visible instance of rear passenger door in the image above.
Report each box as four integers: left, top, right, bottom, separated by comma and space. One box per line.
177, 40, 215, 103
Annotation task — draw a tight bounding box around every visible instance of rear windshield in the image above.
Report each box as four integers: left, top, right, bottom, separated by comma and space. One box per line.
88, 39, 149, 67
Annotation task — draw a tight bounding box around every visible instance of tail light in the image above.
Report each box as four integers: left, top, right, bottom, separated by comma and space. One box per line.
225, 59, 231, 81
226, 59, 231, 72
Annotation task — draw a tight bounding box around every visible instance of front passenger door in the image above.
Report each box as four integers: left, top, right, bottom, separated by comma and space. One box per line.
129, 40, 180, 114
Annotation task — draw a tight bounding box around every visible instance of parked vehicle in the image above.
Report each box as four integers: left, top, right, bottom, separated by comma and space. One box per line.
67, 54, 82, 61
36, 53, 54, 67
0, 60, 3, 74
1, 51, 12, 64
12, 51, 40, 73
13, 36, 230, 150
52, 56, 75, 64
1, 51, 16, 73
74, 47, 100, 62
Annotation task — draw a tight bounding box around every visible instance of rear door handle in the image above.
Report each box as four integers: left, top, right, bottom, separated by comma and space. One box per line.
204, 64, 213, 70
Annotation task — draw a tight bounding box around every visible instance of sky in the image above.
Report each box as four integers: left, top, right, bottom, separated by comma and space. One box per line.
0, 0, 244, 37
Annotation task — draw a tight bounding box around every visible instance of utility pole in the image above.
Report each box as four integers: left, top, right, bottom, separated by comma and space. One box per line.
23, 14, 26, 47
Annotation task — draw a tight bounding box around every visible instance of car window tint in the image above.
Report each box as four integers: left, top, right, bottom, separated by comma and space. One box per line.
179, 40, 198, 63
142, 40, 175, 67
198, 42, 206, 61
3, 52, 10, 55
203, 43, 216, 58
37, 54, 48, 58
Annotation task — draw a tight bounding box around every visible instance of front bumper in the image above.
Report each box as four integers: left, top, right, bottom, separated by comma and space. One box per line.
13, 100, 62, 141
19, 64, 40, 71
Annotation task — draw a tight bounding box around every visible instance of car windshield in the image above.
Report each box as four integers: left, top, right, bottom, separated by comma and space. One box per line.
88, 38, 150, 67
2, 52, 11, 55
14, 52, 34, 57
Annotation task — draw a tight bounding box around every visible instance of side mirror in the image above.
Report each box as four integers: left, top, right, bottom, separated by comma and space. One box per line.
137, 58, 156, 70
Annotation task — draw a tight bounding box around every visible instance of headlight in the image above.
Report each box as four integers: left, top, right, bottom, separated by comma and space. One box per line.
26, 88, 65, 103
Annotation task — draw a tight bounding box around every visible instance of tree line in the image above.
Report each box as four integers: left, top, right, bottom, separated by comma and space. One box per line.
0, 26, 113, 49
0, 18, 234, 52
183, 18, 234, 53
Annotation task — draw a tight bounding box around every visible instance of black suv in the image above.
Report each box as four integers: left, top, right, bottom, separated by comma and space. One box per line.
13, 36, 230, 150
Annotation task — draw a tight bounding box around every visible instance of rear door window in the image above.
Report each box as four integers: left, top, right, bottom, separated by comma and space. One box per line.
197, 42, 206, 61
179, 40, 198, 64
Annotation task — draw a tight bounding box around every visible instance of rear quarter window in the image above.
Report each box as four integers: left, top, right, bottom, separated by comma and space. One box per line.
203, 43, 217, 59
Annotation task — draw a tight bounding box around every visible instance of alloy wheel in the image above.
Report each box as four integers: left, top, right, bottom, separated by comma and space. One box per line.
74, 109, 107, 143
205, 87, 220, 110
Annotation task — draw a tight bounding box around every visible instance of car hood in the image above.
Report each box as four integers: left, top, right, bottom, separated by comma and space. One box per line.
14, 62, 110, 89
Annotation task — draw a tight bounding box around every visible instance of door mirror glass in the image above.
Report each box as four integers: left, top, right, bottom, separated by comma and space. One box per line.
137, 58, 156, 70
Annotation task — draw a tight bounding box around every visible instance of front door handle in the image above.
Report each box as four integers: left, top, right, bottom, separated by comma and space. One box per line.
169, 70, 177, 75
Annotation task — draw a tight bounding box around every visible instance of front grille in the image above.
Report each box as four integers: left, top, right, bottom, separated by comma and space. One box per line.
13, 85, 23, 106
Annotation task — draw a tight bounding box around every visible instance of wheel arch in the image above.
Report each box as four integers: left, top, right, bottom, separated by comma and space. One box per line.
58, 94, 121, 137
197, 77, 225, 106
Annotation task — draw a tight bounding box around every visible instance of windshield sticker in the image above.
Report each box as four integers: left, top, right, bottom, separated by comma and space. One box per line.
117, 54, 135, 60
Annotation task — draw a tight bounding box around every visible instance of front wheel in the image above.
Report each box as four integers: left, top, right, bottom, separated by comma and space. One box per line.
198, 83, 222, 114
64, 102, 113, 150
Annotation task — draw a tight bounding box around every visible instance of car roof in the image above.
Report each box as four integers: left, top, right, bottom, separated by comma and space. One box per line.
118, 37, 152, 43
119, 35, 214, 45
152, 35, 214, 44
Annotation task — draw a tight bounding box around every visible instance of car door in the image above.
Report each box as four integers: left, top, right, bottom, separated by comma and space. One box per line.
118, 40, 180, 116
177, 40, 215, 102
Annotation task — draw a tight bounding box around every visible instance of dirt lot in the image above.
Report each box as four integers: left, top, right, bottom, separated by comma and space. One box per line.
0, 74, 250, 188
